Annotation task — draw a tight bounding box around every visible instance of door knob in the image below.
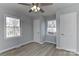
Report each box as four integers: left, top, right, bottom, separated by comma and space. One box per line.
61, 34, 64, 35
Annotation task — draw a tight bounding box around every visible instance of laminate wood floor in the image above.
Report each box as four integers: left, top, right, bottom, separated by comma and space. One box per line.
0, 42, 79, 56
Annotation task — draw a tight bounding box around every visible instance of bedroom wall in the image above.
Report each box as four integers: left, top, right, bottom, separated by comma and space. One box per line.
0, 5, 33, 53
56, 4, 79, 53
43, 15, 56, 44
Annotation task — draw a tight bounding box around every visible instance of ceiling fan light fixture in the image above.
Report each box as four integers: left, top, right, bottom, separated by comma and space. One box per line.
19, 3, 53, 13
31, 5, 36, 10
37, 7, 40, 11
30, 5, 41, 12
34, 9, 38, 12
33, 5, 37, 9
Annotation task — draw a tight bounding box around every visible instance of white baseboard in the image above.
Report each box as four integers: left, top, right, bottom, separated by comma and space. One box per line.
34, 41, 44, 44
56, 46, 78, 54
38, 42, 44, 44
44, 41, 56, 44
75, 52, 79, 54
56, 46, 61, 49
0, 40, 34, 54
33, 40, 44, 44
15, 40, 34, 48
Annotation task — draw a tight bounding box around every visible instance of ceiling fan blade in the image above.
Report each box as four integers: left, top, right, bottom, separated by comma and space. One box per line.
40, 9, 44, 13
32, 3, 35, 5
40, 3, 53, 6
29, 9, 32, 13
18, 3, 31, 6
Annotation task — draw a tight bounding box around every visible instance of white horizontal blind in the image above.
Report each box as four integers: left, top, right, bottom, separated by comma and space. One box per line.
6, 17, 20, 38
47, 20, 56, 35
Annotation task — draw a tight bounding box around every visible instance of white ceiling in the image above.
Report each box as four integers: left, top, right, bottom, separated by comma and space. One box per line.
0, 3, 78, 17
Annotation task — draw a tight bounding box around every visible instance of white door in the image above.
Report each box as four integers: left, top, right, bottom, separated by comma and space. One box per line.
33, 19, 41, 43
60, 12, 77, 52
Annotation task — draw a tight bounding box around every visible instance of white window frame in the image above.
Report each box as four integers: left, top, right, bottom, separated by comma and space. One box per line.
47, 20, 56, 36
5, 16, 20, 38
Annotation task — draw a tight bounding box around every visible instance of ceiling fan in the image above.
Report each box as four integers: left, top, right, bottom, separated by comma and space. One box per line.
18, 3, 53, 13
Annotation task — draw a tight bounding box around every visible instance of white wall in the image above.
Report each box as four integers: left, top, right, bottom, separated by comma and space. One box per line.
0, 6, 33, 53
43, 15, 56, 44
40, 17, 46, 42
56, 4, 79, 52
18, 15, 33, 44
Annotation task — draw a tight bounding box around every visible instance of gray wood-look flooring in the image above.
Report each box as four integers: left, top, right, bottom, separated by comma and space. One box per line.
0, 42, 79, 56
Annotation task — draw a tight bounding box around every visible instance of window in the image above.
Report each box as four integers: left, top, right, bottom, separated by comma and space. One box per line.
47, 20, 56, 35
6, 17, 20, 38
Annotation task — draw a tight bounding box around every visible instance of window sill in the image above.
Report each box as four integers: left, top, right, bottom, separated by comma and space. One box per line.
46, 34, 56, 36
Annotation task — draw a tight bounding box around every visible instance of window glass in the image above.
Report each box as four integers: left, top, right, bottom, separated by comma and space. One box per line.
47, 20, 56, 35
6, 17, 20, 38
